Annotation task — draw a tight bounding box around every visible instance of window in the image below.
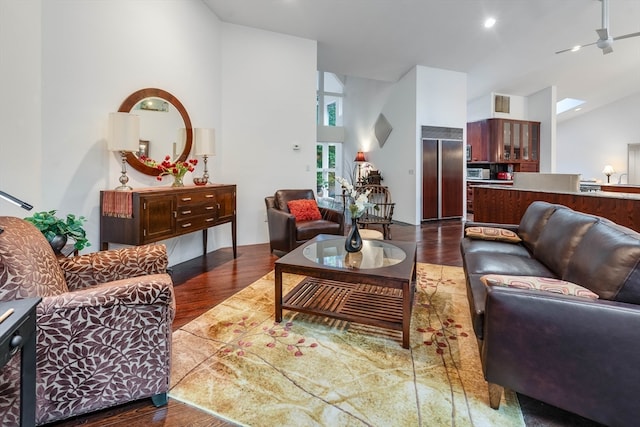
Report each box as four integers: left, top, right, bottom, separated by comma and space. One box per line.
317, 72, 344, 127
316, 142, 342, 198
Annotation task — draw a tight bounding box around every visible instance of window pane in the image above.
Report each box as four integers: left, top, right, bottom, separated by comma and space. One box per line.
316, 145, 323, 169
329, 145, 336, 168
324, 96, 343, 126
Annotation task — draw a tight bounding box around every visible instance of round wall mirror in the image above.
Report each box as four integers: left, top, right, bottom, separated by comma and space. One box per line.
118, 88, 193, 176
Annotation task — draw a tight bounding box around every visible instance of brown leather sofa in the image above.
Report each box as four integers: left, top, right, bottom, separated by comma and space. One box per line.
265, 189, 344, 253
461, 201, 640, 427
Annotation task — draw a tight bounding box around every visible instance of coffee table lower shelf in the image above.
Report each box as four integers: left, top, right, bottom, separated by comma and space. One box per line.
282, 277, 406, 334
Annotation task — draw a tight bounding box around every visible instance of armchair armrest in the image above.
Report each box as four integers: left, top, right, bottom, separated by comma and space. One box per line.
482, 286, 640, 425
38, 273, 175, 313
59, 244, 169, 291
266, 207, 297, 247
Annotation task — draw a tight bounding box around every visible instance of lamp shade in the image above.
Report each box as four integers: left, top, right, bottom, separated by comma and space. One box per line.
194, 128, 216, 156
354, 151, 366, 162
602, 165, 615, 175
107, 112, 139, 152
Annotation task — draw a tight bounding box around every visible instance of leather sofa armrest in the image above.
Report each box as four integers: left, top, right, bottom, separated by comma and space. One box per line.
482, 286, 640, 425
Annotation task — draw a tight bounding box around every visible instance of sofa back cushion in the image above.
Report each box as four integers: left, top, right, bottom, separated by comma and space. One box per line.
518, 201, 559, 253
564, 221, 640, 303
274, 189, 315, 213
0, 216, 69, 300
534, 208, 597, 277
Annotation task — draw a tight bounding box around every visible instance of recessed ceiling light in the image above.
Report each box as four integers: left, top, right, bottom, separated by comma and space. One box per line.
484, 17, 496, 28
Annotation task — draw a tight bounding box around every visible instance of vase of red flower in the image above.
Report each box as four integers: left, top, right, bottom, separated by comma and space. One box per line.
139, 155, 198, 187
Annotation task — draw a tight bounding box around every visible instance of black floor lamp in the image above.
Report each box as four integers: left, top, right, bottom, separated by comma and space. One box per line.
0, 190, 33, 234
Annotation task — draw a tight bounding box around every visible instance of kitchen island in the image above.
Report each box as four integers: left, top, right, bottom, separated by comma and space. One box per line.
473, 185, 640, 233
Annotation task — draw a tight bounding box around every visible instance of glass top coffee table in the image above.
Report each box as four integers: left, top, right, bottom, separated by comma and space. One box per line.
275, 234, 417, 348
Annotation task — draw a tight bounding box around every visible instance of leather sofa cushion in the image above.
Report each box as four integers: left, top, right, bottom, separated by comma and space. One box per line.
534, 208, 597, 277
517, 201, 559, 253
565, 221, 640, 303
463, 252, 555, 277
460, 238, 532, 257
296, 220, 342, 241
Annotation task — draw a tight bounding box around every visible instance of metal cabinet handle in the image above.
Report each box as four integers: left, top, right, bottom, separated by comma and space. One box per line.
181, 210, 192, 215
181, 197, 192, 202
181, 223, 192, 228
205, 194, 214, 198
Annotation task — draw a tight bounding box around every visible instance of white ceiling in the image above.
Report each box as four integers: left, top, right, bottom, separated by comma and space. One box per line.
204, 0, 640, 122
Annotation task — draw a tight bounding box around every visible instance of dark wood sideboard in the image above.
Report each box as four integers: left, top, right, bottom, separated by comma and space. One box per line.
100, 184, 236, 257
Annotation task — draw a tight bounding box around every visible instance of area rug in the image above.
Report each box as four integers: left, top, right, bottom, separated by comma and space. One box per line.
169, 263, 525, 427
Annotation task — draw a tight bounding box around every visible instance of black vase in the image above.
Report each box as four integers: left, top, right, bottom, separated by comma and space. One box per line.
49, 234, 68, 254
345, 218, 363, 253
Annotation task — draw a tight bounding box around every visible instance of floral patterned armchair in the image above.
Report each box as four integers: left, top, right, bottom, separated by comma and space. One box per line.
0, 216, 175, 425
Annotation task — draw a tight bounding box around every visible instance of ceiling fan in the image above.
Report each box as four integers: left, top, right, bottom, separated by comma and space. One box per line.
556, 0, 640, 55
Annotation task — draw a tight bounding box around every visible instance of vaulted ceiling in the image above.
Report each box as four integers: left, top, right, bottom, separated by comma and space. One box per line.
204, 0, 640, 122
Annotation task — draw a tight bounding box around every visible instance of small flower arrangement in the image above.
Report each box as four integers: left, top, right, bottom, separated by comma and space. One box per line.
140, 155, 198, 184
336, 176, 373, 218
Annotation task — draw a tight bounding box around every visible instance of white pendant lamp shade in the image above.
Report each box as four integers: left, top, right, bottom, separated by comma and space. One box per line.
108, 112, 140, 152
194, 128, 216, 156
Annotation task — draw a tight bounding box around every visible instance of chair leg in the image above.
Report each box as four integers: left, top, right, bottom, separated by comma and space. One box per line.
488, 382, 503, 409
151, 392, 168, 407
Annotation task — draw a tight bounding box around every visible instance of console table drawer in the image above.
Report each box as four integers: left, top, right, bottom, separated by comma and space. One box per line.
176, 204, 216, 217
176, 215, 217, 232
176, 191, 216, 206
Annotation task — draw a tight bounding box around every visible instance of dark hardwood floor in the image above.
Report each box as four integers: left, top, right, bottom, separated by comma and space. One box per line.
47, 220, 601, 427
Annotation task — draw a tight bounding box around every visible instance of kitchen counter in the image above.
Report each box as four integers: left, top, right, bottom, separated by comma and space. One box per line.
467, 179, 513, 184
472, 185, 640, 233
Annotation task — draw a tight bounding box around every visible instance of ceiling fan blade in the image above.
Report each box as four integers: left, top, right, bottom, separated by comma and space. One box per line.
596, 27, 609, 41
555, 40, 598, 54
614, 31, 640, 41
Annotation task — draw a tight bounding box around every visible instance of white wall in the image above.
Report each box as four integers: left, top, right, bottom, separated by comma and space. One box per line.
220, 23, 317, 246
528, 86, 556, 173
557, 92, 640, 182
0, 0, 42, 216
467, 92, 527, 122
1, 0, 317, 265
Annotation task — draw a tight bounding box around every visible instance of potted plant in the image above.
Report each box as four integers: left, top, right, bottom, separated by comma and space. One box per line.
24, 210, 90, 253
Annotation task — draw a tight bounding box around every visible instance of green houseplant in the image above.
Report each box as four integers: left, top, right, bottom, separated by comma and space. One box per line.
24, 210, 90, 252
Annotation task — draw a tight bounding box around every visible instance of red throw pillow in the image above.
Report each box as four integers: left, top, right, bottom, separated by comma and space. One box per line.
287, 199, 322, 221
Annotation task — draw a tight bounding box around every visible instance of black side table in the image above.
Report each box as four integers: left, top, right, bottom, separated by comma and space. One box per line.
0, 297, 41, 427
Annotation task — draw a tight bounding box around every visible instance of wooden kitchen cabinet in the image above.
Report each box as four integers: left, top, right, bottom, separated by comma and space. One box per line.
467, 118, 540, 171
100, 184, 237, 257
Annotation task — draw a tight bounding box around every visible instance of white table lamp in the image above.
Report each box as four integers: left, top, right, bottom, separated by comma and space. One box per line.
194, 128, 216, 184
108, 112, 140, 191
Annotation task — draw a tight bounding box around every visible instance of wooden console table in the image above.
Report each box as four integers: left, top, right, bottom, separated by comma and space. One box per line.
100, 184, 236, 257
